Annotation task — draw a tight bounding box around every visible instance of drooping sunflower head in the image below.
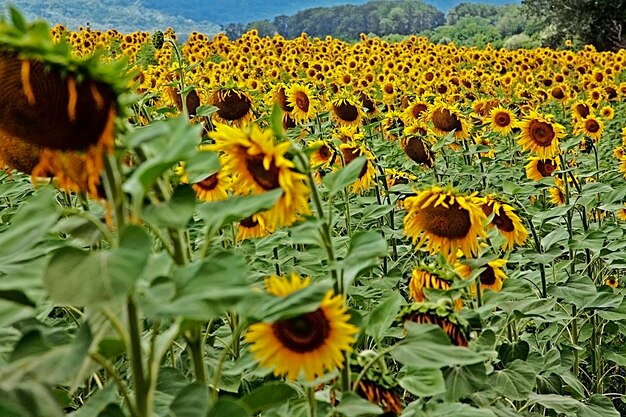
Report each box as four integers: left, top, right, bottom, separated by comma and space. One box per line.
480, 195, 528, 251
338, 142, 376, 194
400, 135, 434, 167
285, 83, 318, 124
485, 106, 517, 136
408, 262, 463, 310
237, 214, 272, 241
308, 139, 337, 169
455, 258, 508, 294
428, 101, 470, 139
571, 101, 591, 121
0, 9, 130, 196
245, 284, 358, 381
403, 186, 487, 261
211, 87, 254, 126
399, 301, 470, 347
269, 84, 294, 113
327, 94, 364, 128
516, 110, 565, 158
385, 168, 416, 188
525, 156, 560, 181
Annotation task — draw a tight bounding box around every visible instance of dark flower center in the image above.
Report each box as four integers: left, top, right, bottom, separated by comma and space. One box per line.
528, 119, 555, 146
214, 90, 252, 121
537, 159, 557, 177
420, 200, 471, 239
294, 91, 310, 112
272, 308, 330, 353
333, 101, 359, 122
196, 173, 219, 191
411, 103, 428, 119
495, 112, 511, 127
402, 137, 432, 167
431, 108, 462, 132
277, 87, 293, 112
239, 215, 259, 228
480, 265, 497, 286
245, 153, 280, 190
585, 119, 600, 133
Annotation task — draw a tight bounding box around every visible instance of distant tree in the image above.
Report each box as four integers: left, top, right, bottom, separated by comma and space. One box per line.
273, 15, 289, 37
222, 22, 245, 39
246, 20, 278, 37
447, 3, 500, 25
522, 0, 626, 51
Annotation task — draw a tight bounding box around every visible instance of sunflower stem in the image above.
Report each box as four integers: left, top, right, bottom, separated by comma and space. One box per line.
528, 220, 547, 298
273, 246, 281, 276
306, 386, 317, 417
475, 280, 483, 308
572, 305, 580, 378
90, 352, 139, 417
127, 296, 151, 417
103, 153, 126, 231
185, 325, 207, 386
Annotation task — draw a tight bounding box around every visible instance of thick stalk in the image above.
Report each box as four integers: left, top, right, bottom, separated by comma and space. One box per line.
306, 386, 317, 417
127, 297, 150, 417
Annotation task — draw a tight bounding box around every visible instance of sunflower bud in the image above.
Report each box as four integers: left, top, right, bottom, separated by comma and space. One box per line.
152, 30, 164, 50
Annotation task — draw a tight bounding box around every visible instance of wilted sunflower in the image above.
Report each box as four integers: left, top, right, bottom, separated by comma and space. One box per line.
353, 350, 403, 415
285, 83, 318, 123
356, 380, 403, 415
328, 95, 364, 127
245, 275, 358, 381
400, 135, 433, 167
456, 258, 508, 294
409, 263, 463, 310
403, 186, 487, 261
575, 115, 604, 142
339, 142, 376, 194
516, 111, 565, 158
0, 11, 128, 197
399, 302, 469, 347
525, 156, 560, 181
484, 106, 516, 136
211, 88, 254, 126
480, 196, 528, 251
427, 101, 470, 139
209, 123, 310, 228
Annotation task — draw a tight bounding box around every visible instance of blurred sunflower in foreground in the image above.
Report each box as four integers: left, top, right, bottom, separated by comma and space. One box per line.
0, 8, 130, 197
245, 274, 358, 381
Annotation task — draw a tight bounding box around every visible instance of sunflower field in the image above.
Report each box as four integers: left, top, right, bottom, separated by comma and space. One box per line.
4, 6, 626, 417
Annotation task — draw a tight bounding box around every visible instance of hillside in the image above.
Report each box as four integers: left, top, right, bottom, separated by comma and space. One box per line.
1, 0, 519, 30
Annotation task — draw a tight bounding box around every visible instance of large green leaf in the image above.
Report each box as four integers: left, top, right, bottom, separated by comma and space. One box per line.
363, 291, 404, 341
341, 231, 387, 288
488, 360, 536, 400
391, 323, 484, 368
152, 251, 254, 320
444, 362, 488, 402
143, 185, 196, 228
323, 156, 367, 197
0, 383, 64, 417
335, 392, 383, 416
169, 383, 210, 417
398, 367, 446, 397
240, 382, 298, 414
196, 189, 283, 236
44, 225, 152, 306
528, 394, 619, 417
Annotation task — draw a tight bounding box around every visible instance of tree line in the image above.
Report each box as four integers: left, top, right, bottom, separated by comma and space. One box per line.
221, 0, 626, 52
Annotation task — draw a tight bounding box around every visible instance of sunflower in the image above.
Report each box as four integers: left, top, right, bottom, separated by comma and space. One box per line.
480, 196, 528, 251
401, 99, 429, 126
549, 178, 566, 205
339, 142, 376, 194
380, 110, 406, 141
575, 116, 604, 142
525, 156, 560, 181
176, 157, 231, 201
356, 380, 403, 415
409, 263, 463, 310
285, 83, 318, 124
455, 258, 508, 294
211, 88, 254, 126
600, 105, 615, 120
237, 214, 272, 241
484, 106, 516, 136
400, 135, 433, 167
605, 276, 619, 289
245, 275, 358, 381
428, 101, 471, 139
269, 84, 294, 113
308, 139, 337, 169
0, 18, 126, 198
617, 204, 626, 221
209, 123, 310, 228
516, 111, 565, 158
327, 95, 364, 127
399, 302, 469, 347
571, 101, 591, 121
403, 186, 487, 261
385, 168, 416, 187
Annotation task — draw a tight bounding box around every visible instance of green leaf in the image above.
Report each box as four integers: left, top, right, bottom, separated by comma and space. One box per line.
181, 150, 220, 183
528, 394, 619, 417
422, 402, 497, 417
123, 117, 202, 201
252, 283, 329, 322
444, 363, 488, 402
0, 188, 59, 263
488, 360, 536, 401
44, 225, 152, 306
196, 189, 283, 236
391, 323, 483, 368
154, 252, 253, 320
549, 274, 596, 308
169, 383, 210, 417
143, 185, 196, 228
323, 156, 366, 196
0, 383, 64, 417
498, 341, 529, 365
399, 367, 446, 397
240, 382, 297, 413
69, 384, 118, 417
364, 292, 404, 340
341, 231, 387, 288
207, 399, 250, 417
541, 228, 569, 251
335, 392, 383, 416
